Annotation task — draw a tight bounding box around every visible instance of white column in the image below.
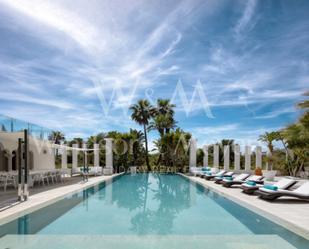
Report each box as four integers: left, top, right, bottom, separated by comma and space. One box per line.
105, 178, 113, 204
104, 138, 113, 175
189, 138, 197, 168
61, 145, 67, 169
213, 144, 219, 168
72, 144, 78, 172
94, 143, 99, 167
255, 146, 262, 168
83, 143, 87, 166
245, 145, 251, 171
234, 144, 240, 171
203, 145, 208, 167
223, 145, 230, 171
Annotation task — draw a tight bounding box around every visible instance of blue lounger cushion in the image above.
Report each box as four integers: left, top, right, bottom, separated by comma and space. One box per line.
202, 168, 211, 172
263, 184, 278, 191
246, 181, 256, 186
224, 176, 233, 181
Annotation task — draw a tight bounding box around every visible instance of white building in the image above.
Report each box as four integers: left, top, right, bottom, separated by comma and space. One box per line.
0, 131, 55, 172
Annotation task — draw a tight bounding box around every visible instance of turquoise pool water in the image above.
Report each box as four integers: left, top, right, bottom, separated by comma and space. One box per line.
0, 173, 308, 249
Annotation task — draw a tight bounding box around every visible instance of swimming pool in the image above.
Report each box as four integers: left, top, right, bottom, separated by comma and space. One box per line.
0, 173, 308, 249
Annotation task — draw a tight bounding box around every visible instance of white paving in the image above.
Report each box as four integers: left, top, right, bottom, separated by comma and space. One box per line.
0, 235, 298, 249
182, 174, 309, 240
0, 174, 122, 225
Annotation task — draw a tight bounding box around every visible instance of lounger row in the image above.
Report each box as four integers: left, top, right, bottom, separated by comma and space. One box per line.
192, 168, 309, 201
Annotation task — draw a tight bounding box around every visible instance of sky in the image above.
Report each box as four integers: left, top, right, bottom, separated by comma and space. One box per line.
0, 0, 308, 149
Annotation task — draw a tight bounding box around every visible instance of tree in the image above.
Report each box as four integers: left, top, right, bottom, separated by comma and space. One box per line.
155, 99, 176, 134
277, 92, 309, 176
68, 137, 83, 148
258, 131, 280, 170
259, 92, 309, 176
149, 115, 176, 137
196, 148, 205, 166
280, 125, 308, 176
48, 131, 65, 159
156, 99, 175, 116
154, 128, 191, 168
130, 100, 156, 171
149, 99, 176, 166
129, 129, 145, 166
48, 131, 65, 144
297, 91, 309, 109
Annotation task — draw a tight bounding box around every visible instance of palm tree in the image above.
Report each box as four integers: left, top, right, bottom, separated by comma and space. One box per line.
149, 115, 176, 137
69, 137, 83, 148
156, 99, 176, 134
258, 131, 280, 170
48, 131, 65, 158
129, 129, 145, 166
149, 99, 176, 166
298, 91, 309, 130
130, 100, 156, 171
297, 91, 309, 109
48, 131, 65, 144
156, 99, 175, 115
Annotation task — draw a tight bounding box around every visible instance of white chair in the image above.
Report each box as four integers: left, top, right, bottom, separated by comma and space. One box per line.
50, 171, 58, 184
32, 173, 42, 187
0, 173, 17, 191
40, 172, 50, 186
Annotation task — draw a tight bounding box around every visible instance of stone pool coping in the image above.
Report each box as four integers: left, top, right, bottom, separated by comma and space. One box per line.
0, 173, 123, 226
180, 174, 309, 240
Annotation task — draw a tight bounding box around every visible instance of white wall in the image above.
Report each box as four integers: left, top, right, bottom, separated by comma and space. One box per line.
0, 132, 55, 171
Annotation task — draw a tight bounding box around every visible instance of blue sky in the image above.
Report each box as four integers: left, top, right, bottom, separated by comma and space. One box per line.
0, 0, 308, 148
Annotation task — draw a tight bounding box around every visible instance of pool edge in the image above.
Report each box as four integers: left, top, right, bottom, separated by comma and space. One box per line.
179, 173, 309, 241
0, 173, 124, 226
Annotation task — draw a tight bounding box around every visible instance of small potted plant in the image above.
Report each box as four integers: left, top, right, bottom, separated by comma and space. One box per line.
255, 167, 263, 176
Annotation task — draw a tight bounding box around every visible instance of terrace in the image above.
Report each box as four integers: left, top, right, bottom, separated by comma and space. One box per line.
0, 1, 309, 248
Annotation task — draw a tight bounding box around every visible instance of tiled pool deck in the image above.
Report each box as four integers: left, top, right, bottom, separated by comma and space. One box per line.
181, 174, 309, 240
0, 174, 122, 226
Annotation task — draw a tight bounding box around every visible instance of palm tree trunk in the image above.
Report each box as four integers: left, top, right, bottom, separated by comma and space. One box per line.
156, 153, 162, 166
143, 124, 150, 171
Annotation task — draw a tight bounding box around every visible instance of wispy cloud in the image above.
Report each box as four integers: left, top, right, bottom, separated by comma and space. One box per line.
0, 0, 101, 53
234, 0, 258, 39
0, 0, 308, 144
253, 107, 297, 119
192, 124, 240, 135
0, 92, 74, 109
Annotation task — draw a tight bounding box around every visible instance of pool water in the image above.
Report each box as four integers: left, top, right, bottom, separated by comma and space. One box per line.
0, 173, 308, 249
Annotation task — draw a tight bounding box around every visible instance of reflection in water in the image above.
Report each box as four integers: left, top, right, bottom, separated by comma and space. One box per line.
2, 174, 193, 236
1, 174, 308, 249
1, 194, 83, 236
110, 174, 192, 234
0, 175, 120, 237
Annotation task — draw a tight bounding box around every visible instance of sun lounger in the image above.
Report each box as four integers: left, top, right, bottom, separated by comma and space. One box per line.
202, 170, 226, 180
241, 178, 297, 195
196, 169, 212, 177
214, 171, 234, 184
256, 182, 309, 200
222, 173, 255, 188
190, 167, 210, 177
